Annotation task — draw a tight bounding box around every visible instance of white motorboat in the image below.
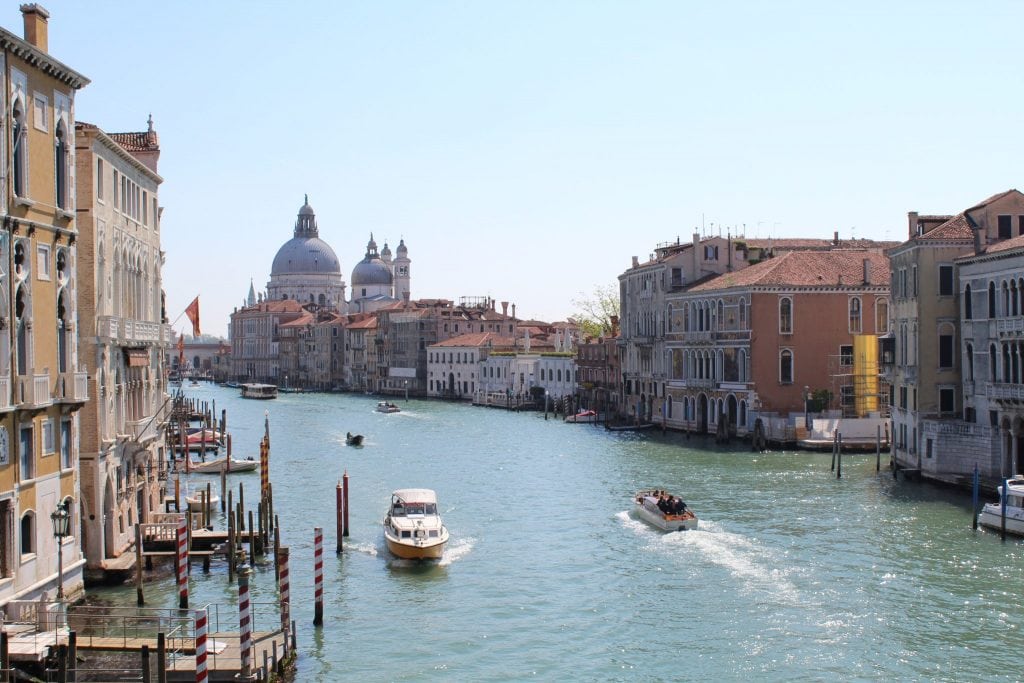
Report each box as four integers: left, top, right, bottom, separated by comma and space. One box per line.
377, 401, 401, 414
633, 489, 698, 531
977, 477, 1024, 536
189, 456, 258, 474
565, 409, 598, 424
383, 489, 449, 560
186, 491, 220, 511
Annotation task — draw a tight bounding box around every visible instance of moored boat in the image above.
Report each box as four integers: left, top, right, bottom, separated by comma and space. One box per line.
188, 456, 258, 474
241, 383, 278, 400
383, 489, 449, 559
977, 477, 1024, 536
633, 489, 698, 531
376, 401, 401, 413
565, 409, 598, 424
346, 432, 364, 446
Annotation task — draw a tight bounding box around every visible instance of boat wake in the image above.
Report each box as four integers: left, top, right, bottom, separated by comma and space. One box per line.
347, 541, 379, 557
617, 511, 800, 603
438, 537, 474, 566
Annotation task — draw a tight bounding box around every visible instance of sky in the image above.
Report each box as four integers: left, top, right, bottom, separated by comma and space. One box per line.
14, 1, 1023, 337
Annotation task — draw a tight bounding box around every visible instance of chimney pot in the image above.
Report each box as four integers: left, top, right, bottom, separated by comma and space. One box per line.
20, 3, 49, 52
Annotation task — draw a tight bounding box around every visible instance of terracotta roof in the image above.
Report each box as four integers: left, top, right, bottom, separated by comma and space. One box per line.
432, 332, 516, 348
241, 299, 304, 313
979, 233, 1024, 255
967, 188, 1019, 212
279, 313, 314, 328
916, 213, 974, 241
347, 317, 378, 330
109, 130, 159, 152
687, 250, 890, 292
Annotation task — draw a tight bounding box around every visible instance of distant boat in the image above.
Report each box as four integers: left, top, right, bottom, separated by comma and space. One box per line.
633, 489, 698, 532
376, 401, 400, 413
241, 383, 278, 400
346, 432, 364, 446
564, 409, 598, 424
977, 477, 1024, 536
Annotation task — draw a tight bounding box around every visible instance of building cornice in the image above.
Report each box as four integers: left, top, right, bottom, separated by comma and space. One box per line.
0, 28, 89, 89
76, 126, 162, 184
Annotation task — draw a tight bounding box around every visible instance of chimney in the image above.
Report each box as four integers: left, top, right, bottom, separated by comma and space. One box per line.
20, 4, 49, 52
511, 303, 516, 320
833, 230, 839, 246
403, 291, 410, 303
863, 258, 870, 285
973, 225, 983, 255
501, 301, 508, 316
908, 211, 919, 238
631, 256, 639, 268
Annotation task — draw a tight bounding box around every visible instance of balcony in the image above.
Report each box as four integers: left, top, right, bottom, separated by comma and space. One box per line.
987, 382, 1024, 402
0, 375, 10, 412
96, 316, 119, 341
54, 371, 88, 405
123, 320, 161, 343
96, 317, 168, 345
16, 372, 52, 409
127, 417, 159, 443
997, 318, 1024, 337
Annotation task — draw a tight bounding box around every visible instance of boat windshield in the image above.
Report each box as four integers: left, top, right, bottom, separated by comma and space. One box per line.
393, 502, 437, 516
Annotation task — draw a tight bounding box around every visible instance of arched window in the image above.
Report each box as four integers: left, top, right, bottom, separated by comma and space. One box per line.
12, 99, 26, 197
849, 297, 862, 333
965, 342, 974, 381
963, 285, 972, 320
779, 297, 793, 334
55, 120, 68, 209
717, 300, 724, 330
875, 298, 889, 334
20, 512, 33, 555
990, 344, 998, 382
780, 349, 793, 384
989, 281, 997, 318
738, 297, 747, 329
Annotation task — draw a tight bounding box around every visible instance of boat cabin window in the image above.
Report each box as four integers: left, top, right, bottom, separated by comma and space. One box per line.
399, 502, 436, 515
429, 530, 439, 538
401, 530, 411, 538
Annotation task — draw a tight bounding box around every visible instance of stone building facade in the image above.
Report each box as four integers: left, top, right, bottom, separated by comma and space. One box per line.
75, 118, 170, 579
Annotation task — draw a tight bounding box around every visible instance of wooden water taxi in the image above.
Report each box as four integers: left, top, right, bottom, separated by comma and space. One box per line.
633, 489, 698, 531
383, 489, 449, 559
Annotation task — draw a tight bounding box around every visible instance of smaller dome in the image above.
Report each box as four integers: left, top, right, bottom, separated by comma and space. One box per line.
381, 242, 392, 259
396, 238, 408, 256
299, 194, 315, 216
352, 259, 393, 286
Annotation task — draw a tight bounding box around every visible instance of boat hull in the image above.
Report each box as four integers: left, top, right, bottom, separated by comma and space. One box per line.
634, 501, 698, 532
977, 504, 1024, 536
384, 535, 447, 560
189, 458, 258, 474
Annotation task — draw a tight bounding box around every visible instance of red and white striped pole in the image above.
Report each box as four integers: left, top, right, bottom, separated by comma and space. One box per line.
238, 560, 252, 679
194, 608, 208, 683
313, 526, 324, 626
278, 546, 290, 643
177, 516, 189, 609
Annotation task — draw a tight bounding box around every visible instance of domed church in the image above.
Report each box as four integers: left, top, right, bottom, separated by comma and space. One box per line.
267, 196, 347, 310
262, 197, 411, 314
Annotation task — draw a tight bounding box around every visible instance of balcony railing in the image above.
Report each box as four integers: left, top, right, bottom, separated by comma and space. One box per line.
996, 318, 1024, 336
96, 316, 168, 344
55, 371, 88, 404
0, 375, 10, 411
987, 382, 1024, 401
16, 372, 52, 409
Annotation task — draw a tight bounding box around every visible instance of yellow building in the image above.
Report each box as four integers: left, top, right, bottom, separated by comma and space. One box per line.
0, 5, 90, 605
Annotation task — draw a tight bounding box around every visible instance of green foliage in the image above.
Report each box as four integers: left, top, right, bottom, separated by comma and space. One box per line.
572, 284, 619, 339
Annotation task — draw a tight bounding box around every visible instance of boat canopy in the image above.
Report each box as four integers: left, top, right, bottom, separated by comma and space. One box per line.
392, 488, 438, 504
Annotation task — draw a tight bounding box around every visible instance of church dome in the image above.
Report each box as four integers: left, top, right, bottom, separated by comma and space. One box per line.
270, 197, 341, 275
351, 233, 393, 286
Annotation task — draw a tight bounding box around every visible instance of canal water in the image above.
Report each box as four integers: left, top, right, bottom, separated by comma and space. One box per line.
91, 385, 1024, 681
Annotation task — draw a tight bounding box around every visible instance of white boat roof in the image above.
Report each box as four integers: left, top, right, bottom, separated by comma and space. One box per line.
392, 488, 438, 503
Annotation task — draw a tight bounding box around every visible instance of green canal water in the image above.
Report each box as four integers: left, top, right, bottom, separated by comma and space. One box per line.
90, 385, 1024, 681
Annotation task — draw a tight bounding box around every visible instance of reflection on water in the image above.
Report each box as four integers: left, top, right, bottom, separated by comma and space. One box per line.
88, 385, 1024, 681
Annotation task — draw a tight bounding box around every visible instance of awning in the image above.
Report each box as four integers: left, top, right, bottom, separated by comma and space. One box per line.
124, 348, 149, 367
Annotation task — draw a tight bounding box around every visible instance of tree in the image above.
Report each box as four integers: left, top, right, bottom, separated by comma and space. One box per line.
572, 284, 620, 340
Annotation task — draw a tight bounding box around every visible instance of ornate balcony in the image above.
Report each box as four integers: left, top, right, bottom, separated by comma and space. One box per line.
997, 318, 1024, 337
54, 371, 88, 405
0, 375, 11, 412
16, 372, 52, 409
987, 382, 1024, 402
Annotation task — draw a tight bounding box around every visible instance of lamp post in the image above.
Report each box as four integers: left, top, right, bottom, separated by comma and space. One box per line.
50, 502, 70, 601
405, 379, 409, 402
544, 390, 549, 420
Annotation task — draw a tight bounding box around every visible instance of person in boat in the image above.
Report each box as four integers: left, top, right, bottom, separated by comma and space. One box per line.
672, 498, 687, 515
657, 494, 671, 513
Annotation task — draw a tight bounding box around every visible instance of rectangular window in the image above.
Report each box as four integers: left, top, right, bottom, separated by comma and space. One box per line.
939, 334, 954, 368
840, 385, 855, 408
938, 265, 954, 296
60, 420, 71, 469
1019, 216, 1024, 236
113, 170, 119, 210
939, 387, 955, 414
32, 93, 47, 131
900, 386, 908, 409
96, 158, 104, 201
840, 345, 854, 366
153, 198, 159, 229
19, 426, 32, 481
41, 420, 54, 455
36, 244, 50, 280
912, 265, 918, 297
142, 191, 148, 224
998, 215, 1012, 239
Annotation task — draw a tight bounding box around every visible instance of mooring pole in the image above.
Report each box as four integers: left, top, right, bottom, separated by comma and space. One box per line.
238, 560, 252, 679
343, 470, 350, 537
176, 516, 189, 609
876, 425, 881, 473
972, 463, 980, 531
837, 432, 843, 479
194, 608, 208, 683
336, 481, 344, 554
313, 527, 324, 626
279, 546, 290, 650
1001, 477, 1008, 542
135, 524, 144, 605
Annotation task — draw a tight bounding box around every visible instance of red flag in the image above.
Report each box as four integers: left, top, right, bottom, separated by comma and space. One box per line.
185, 296, 201, 336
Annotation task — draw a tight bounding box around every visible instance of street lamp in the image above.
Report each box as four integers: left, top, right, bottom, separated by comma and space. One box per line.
50, 501, 70, 601
544, 390, 549, 420
405, 379, 409, 402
